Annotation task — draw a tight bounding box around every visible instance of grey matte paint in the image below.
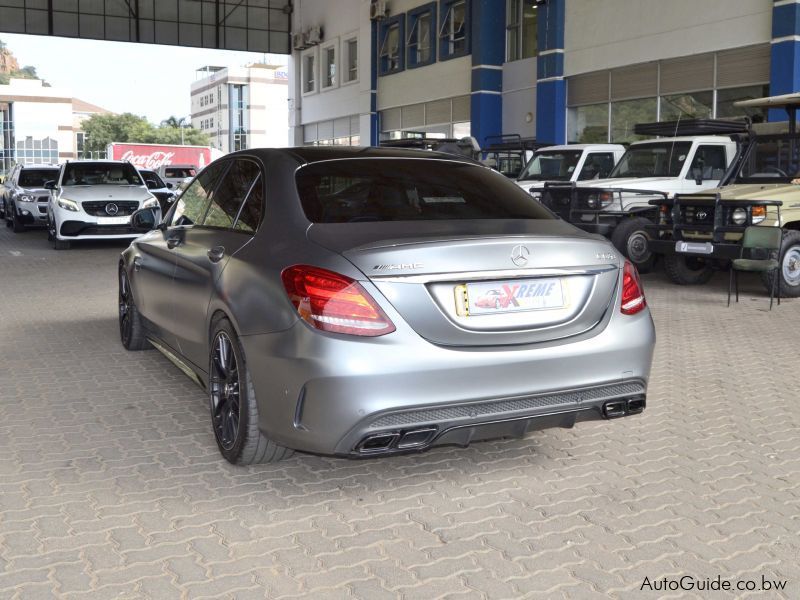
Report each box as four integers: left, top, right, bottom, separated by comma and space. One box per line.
121, 147, 656, 458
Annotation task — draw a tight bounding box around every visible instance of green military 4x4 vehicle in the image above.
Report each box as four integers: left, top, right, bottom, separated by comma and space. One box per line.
647, 94, 800, 296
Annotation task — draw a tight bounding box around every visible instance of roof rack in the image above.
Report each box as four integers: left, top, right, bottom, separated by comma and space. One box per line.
482, 134, 547, 152
633, 118, 750, 137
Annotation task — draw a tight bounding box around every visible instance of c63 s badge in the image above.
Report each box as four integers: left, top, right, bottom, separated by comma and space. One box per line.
372, 263, 424, 271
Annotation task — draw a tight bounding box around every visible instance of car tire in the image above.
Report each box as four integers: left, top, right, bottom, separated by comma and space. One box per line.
209, 316, 294, 465
611, 217, 655, 273
663, 254, 714, 285
11, 207, 25, 233
53, 238, 71, 250
760, 229, 800, 298
118, 269, 150, 351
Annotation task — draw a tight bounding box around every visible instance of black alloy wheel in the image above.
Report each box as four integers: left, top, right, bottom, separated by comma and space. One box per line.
118, 269, 147, 350
210, 331, 242, 451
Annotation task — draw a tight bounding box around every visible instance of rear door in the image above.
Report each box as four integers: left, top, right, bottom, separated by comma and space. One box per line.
170, 158, 264, 367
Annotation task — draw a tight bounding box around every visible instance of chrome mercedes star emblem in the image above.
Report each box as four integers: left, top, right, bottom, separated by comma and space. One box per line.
510, 244, 530, 267
105, 203, 119, 216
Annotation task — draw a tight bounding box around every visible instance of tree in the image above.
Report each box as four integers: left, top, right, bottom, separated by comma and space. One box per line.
160, 115, 187, 129
81, 112, 210, 153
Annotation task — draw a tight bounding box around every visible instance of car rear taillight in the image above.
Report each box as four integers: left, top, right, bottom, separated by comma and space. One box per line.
281, 265, 396, 337
620, 260, 646, 315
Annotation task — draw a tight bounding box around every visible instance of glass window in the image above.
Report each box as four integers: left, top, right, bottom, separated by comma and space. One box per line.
660, 91, 713, 121
736, 136, 800, 183
610, 98, 657, 143
578, 153, 616, 180
202, 160, 261, 230
609, 142, 692, 178
303, 53, 316, 93
61, 162, 142, 186
687, 145, 728, 181
519, 150, 584, 182
408, 8, 434, 67
165, 167, 196, 179
18, 168, 59, 187
322, 45, 336, 88
439, 0, 467, 58
234, 172, 264, 233
170, 162, 227, 227
380, 20, 403, 74
506, 0, 536, 62
716, 84, 770, 121
296, 159, 555, 223
344, 38, 358, 82
570, 104, 609, 143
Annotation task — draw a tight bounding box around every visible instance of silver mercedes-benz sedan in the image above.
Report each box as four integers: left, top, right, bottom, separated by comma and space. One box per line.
119, 147, 655, 464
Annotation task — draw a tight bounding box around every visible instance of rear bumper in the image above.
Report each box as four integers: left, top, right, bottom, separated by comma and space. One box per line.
240, 307, 656, 457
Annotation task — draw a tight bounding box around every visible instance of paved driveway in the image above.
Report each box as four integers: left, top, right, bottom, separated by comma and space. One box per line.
0, 225, 798, 599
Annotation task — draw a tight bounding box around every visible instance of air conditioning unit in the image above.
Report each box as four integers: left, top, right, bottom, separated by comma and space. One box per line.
370, 0, 387, 20
292, 32, 308, 50
306, 26, 323, 45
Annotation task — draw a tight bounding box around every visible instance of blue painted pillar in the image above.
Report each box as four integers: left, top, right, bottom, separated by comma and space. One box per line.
769, 0, 800, 122
535, 0, 566, 144
470, 0, 504, 148
370, 19, 379, 145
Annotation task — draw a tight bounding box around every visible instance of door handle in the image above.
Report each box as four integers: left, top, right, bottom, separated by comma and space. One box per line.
207, 246, 225, 263
166, 237, 181, 249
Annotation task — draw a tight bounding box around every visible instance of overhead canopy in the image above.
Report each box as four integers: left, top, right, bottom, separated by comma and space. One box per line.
0, 0, 291, 54
734, 93, 800, 109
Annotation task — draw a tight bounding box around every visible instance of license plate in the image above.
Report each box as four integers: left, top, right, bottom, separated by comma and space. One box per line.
97, 216, 130, 225
460, 278, 565, 316
675, 241, 714, 254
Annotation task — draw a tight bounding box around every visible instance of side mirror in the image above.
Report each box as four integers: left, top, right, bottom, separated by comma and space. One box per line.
130, 206, 163, 232
44, 180, 56, 190
166, 182, 174, 189
692, 167, 704, 185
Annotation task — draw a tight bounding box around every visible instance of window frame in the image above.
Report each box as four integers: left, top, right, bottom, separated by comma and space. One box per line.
320, 39, 339, 90
505, 0, 537, 62
167, 161, 231, 230
301, 46, 318, 96
379, 14, 405, 76
341, 34, 359, 85
407, 2, 437, 69
438, 0, 470, 61
196, 158, 264, 233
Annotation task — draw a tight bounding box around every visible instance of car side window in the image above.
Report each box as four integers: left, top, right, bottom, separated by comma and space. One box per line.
578, 153, 615, 181
233, 173, 264, 233
200, 159, 262, 231
169, 162, 227, 227
688, 146, 727, 180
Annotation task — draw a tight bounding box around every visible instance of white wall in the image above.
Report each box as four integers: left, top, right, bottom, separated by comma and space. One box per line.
565, 0, 772, 76
1, 79, 75, 158
502, 57, 537, 139
377, 56, 472, 110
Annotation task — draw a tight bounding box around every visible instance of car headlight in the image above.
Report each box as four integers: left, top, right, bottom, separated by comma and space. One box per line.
57, 198, 79, 212
18, 194, 35, 203
142, 197, 159, 209
731, 208, 747, 225
751, 206, 767, 225
587, 191, 613, 209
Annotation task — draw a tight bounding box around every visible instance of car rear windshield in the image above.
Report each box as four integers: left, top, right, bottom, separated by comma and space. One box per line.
18, 169, 59, 187
62, 163, 143, 186
296, 159, 555, 222
609, 142, 692, 178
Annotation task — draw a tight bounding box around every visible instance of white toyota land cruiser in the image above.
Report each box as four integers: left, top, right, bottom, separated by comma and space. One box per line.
46, 160, 159, 249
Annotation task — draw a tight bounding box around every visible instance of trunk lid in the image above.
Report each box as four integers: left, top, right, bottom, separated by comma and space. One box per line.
308, 221, 620, 347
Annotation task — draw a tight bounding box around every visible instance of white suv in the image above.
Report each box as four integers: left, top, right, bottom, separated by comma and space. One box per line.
47, 161, 159, 249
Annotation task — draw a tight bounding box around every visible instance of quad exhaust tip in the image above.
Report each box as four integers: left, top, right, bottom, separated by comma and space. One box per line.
603, 395, 646, 419
356, 427, 438, 454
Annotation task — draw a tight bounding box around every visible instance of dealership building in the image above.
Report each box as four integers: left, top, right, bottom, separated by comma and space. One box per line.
288, 0, 785, 148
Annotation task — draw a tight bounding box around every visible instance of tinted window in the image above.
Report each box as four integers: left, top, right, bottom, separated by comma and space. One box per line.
170, 162, 227, 227
234, 174, 264, 233
165, 167, 196, 178
296, 159, 555, 222
578, 153, 615, 181
736, 136, 800, 183
139, 170, 165, 188
18, 169, 59, 187
62, 163, 142, 186
202, 160, 261, 230
519, 150, 583, 182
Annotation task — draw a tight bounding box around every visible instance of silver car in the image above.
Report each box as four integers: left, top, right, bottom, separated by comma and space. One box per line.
120, 147, 656, 465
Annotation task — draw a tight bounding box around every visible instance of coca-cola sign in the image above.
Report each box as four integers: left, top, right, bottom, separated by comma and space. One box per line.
109, 144, 212, 170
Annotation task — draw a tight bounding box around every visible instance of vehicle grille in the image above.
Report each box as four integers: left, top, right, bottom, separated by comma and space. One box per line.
368, 381, 646, 428
540, 188, 573, 219
37, 196, 49, 203
679, 205, 715, 225
60, 220, 136, 237
81, 200, 140, 216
